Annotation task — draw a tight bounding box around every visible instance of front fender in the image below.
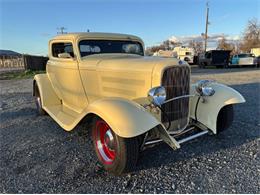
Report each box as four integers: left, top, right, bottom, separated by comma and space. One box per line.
189, 83, 245, 134
86, 97, 160, 138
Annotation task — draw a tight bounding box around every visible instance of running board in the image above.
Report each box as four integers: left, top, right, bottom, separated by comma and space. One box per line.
144, 127, 209, 148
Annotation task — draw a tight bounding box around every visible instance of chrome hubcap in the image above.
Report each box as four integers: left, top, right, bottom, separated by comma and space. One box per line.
104, 129, 115, 151
95, 120, 116, 164
36, 96, 41, 107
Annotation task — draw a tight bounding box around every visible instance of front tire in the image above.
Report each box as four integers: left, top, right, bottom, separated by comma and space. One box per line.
92, 118, 140, 175
224, 63, 229, 69
217, 105, 234, 133
199, 62, 205, 69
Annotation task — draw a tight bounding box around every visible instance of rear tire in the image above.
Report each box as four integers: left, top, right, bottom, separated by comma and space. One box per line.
224, 63, 229, 69
199, 62, 205, 69
34, 85, 46, 115
92, 117, 140, 175
217, 105, 234, 133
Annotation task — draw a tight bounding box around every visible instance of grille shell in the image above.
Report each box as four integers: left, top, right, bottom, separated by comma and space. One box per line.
161, 66, 190, 124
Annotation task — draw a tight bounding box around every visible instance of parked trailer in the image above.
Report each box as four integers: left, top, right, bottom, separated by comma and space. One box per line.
173, 46, 194, 64
198, 50, 231, 68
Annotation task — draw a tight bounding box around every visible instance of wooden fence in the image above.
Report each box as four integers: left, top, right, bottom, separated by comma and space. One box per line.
23, 55, 48, 70
0, 56, 24, 69
0, 55, 48, 71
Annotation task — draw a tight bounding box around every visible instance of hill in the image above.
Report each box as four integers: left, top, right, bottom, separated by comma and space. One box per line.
0, 49, 22, 56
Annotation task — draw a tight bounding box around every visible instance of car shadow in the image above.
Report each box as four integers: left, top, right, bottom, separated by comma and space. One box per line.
1, 83, 258, 181
68, 82, 259, 175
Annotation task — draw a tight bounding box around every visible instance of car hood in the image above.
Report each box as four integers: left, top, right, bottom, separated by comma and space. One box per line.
80, 54, 185, 101
81, 53, 180, 71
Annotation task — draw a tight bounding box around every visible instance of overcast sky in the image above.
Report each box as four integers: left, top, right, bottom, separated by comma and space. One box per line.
0, 0, 259, 55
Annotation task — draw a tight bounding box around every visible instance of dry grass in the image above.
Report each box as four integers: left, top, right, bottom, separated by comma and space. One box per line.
0, 70, 46, 80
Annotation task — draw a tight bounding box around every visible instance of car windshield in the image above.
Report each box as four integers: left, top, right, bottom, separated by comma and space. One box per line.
238, 54, 254, 58
79, 40, 144, 57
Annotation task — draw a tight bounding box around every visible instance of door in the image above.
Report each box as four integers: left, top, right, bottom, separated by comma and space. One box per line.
205, 52, 212, 65
47, 41, 88, 113
231, 55, 238, 64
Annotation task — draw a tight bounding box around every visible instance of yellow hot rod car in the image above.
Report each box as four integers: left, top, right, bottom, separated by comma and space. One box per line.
33, 32, 245, 175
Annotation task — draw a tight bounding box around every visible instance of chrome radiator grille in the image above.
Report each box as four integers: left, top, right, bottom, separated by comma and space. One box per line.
161, 66, 190, 123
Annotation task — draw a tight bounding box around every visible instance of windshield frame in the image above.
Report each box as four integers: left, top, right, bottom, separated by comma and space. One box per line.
78, 39, 144, 57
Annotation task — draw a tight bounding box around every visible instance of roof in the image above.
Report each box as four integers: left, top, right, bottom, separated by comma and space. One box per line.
51, 32, 143, 42
0, 49, 22, 56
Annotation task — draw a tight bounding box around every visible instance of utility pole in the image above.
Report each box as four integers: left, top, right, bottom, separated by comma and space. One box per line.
57, 27, 67, 34
204, 1, 209, 52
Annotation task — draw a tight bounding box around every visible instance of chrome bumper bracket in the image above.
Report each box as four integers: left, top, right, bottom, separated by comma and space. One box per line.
177, 130, 208, 145
144, 126, 209, 149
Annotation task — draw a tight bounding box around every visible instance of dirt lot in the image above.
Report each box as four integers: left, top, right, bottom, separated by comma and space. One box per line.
0, 67, 259, 193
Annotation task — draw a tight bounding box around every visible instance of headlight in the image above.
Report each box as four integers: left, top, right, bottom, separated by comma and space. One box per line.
148, 86, 166, 106
195, 80, 215, 96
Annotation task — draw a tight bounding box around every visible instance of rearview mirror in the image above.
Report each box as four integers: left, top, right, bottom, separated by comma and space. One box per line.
58, 52, 72, 59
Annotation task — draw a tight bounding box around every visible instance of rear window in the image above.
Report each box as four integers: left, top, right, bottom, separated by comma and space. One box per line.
238, 54, 254, 58
206, 52, 211, 58
79, 40, 144, 57
52, 42, 74, 58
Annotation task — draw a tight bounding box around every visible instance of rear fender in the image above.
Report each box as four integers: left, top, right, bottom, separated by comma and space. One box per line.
33, 74, 61, 107
189, 83, 245, 134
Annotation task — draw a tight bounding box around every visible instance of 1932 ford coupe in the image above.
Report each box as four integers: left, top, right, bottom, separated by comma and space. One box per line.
33, 33, 245, 175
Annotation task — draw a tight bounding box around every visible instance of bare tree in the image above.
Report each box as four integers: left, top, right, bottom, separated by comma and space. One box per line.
145, 39, 181, 55
145, 45, 164, 54
161, 40, 178, 50
217, 36, 235, 51
233, 40, 242, 54
188, 40, 203, 55
240, 18, 260, 52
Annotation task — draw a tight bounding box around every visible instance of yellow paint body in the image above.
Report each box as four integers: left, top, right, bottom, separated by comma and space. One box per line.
34, 33, 245, 142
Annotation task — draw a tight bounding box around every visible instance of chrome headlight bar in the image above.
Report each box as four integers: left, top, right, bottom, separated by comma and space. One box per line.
147, 86, 166, 106
195, 80, 215, 96
147, 80, 215, 107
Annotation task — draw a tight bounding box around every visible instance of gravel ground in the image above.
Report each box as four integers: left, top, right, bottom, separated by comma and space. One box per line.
0, 67, 259, 193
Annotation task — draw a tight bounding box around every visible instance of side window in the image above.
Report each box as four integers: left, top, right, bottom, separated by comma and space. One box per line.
52, 42, 74, 58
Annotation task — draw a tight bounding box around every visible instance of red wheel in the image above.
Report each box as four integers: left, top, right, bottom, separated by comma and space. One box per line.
92, 117, 140, 175
93, 120, 116, 164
